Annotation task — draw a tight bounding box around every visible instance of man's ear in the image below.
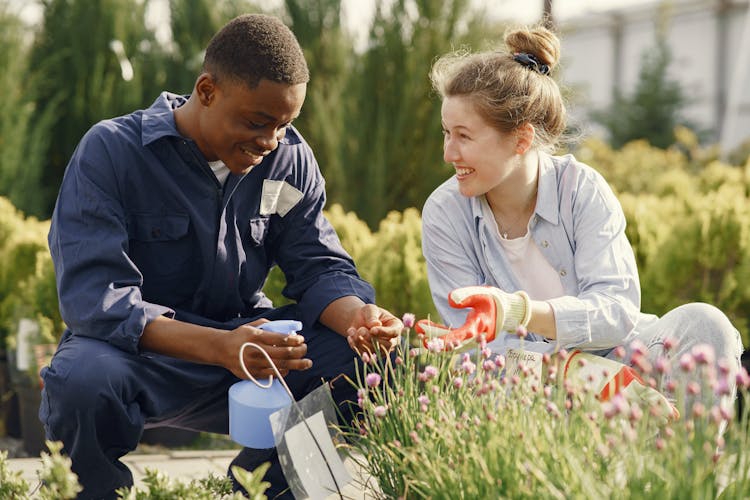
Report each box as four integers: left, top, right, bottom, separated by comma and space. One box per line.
195, 73, 216, 106
515, 123, 535, 155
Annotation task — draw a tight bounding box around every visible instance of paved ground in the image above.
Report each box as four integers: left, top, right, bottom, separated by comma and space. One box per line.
6, 448, 378, 498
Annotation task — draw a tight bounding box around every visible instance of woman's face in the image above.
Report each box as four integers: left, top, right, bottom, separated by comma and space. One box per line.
441, 95, 519, 198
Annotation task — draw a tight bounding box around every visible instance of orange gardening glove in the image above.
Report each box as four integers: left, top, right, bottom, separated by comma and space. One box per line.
563, 350, 679, 422
416, 286, 531, 351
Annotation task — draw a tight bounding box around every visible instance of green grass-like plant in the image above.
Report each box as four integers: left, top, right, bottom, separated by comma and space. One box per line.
341, 327, 750, 499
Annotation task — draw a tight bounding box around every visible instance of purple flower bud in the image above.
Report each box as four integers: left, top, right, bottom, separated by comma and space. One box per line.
418, 394, 430, 406
691, 344, 715, 366
663, 336, 677, 351
494, 355, 506, 369
373, 405, 387, 417
462, 360, 476, 375
516, 325, 528, 339
426, 338, 445, 353
655, 357, 670, 375
366, 373, 382, 388
402, 313, 415, 328
629, 339, 647, 356
453, 376, 464, 389
679, 353, 695, 372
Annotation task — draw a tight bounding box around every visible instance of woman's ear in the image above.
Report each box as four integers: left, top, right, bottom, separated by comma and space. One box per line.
195, 73, 216, 106
515, 123, 535, 155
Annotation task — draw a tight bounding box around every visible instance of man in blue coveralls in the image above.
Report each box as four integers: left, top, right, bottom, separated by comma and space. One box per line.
40, 13, 403, 499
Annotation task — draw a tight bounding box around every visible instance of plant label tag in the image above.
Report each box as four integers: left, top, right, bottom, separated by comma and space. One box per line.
504, 348, 543, 385
282, 410, 351, 499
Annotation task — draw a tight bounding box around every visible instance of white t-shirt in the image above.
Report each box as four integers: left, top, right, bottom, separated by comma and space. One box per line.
481, 196, 565, 301
208, 160, 230, 185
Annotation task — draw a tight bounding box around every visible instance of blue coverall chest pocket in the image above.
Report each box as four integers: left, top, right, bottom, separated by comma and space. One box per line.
129, 213, 193, 277
248, 217, 270, 246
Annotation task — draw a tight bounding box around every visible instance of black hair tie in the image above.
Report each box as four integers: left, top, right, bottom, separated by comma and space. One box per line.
513, 53, 550, 75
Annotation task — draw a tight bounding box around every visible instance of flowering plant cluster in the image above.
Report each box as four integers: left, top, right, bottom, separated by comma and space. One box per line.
342, 316, 750, 499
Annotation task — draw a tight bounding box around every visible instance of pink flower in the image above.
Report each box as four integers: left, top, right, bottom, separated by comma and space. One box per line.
663, 336, 678, 351
482, 360, 496, 372
679, 353, 695, 372
366, 373, 382, 388
453, 376, 464, 389
424, 365, 438, 378
691, 344, 715, 366
655, 438, 666, 451
494, 355, 506, 369
546, 401, 561, 418
418, 394, 430, 406
736, 367, 750, 388
687, 381, 701, 395
613, 346, 626, 359
715, 378, 732, 397
655, 357, 671, 375
692, 402, 706, 418
631, 353, 652, 374
409, 348, 419, 358
426, 338, 445, 353
629, 339, 647, 356
516, 325, 528, 339
373, 405, 387, 418
395, 356, 404, 366
402, 313, 415, 328
361, 352, 371, 364
462, 360, 476, 375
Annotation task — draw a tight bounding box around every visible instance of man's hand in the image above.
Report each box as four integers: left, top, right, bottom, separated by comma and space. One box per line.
416, 286, 531, 351
345, 304, 403, 356
224, 323, 312, 379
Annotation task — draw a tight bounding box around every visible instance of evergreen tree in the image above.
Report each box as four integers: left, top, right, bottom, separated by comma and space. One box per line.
0, 3, 56, 217
336, 0, 498, 227
282, 0, 353, 204
591, 33, 692, 150
27, 0, 165, 217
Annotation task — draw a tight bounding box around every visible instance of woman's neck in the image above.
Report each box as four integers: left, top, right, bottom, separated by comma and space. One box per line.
486, 150, 539, 214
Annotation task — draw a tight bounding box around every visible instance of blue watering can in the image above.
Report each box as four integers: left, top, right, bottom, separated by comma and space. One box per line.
228, 320, 302, 449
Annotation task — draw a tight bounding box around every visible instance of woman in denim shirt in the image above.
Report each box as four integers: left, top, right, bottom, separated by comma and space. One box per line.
420, 25, 742, 407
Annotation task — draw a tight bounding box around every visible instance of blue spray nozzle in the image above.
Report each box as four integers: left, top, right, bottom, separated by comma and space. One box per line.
257, 320, 303, 334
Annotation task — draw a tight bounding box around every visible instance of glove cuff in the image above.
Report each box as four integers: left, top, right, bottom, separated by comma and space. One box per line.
500, 290, 532, 333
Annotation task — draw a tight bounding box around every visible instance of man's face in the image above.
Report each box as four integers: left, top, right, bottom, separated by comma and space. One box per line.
196, 76, 306, 175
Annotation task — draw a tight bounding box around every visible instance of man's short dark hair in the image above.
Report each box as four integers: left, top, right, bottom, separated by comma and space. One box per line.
203, 13, 309, 88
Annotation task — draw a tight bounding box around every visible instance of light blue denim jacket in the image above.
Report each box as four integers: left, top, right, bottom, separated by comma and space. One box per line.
422, 152, 657, 353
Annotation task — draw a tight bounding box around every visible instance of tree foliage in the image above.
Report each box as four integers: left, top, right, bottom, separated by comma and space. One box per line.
591, 29, 693, 150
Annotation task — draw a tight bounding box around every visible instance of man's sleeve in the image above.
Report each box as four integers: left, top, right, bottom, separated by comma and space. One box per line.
269, 148, 375, 329
48, 127, 173, 353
